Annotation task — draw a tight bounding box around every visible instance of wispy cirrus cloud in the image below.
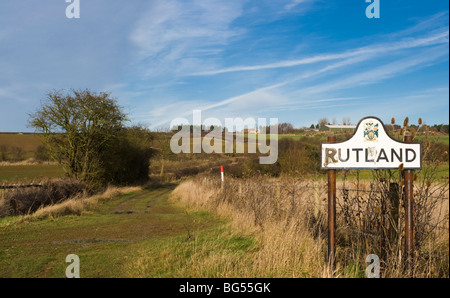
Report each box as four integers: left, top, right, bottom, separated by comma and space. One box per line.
193, 37, 447, 110
126, 3, 448, 129
144, 34, 448, 128
294, 45, 448, 96
129, 0, 245, 77
145, 19, 448, 128
285, 0, 308, 11
190, 29, 449, 76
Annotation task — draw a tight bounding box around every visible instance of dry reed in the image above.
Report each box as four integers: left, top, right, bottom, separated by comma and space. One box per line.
170, 172, 448, 278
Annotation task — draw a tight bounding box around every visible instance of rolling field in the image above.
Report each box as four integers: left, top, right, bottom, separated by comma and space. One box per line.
0, 164, 65, 183
0, 133, 43, 152
0, 186, 255, 278
0, 133, 44, 162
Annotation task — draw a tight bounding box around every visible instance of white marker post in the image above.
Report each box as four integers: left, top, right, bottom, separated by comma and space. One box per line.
221, 166, 224, 190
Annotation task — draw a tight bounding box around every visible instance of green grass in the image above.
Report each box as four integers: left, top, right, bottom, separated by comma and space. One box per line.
0, 164, 65, 183
0, 186, 256, 278
413, 135, 449, 145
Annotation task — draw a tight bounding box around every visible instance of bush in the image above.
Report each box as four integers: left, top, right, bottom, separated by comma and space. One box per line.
174, 167, 200, 179
35, 145, 51, 162
10, 147, 24, 162
222, 163, 246, 178
423, 140, 449, 162
277, 138, 321, 175
28, 89, 154, 187
245, 157, 281, 177
100, 126, 155, 186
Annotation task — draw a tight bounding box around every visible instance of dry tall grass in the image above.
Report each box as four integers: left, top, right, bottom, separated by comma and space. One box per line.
170, 177, 331, 277
170, 173, 449, 278
0, 185, 141, 222
27, 186, 142, 220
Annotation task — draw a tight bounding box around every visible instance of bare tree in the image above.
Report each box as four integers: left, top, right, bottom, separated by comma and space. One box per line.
318, 118, 329, 131
278, 123, 294, 134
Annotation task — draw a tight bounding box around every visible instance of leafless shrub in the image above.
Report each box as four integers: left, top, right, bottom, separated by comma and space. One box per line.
0, 179, 92, 217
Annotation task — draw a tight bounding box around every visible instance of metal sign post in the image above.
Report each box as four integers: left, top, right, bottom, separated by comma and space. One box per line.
403, 135, 415, 272
327, 135, 337, 270
321, 116, 421, 275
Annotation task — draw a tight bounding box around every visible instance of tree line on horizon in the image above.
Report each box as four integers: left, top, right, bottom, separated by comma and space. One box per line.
1, 88, 448, 186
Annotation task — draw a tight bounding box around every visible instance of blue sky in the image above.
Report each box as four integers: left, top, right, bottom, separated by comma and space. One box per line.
0, 0, 448, 132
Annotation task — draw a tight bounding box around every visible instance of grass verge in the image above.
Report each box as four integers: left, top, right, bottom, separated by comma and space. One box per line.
0, 184, 256, 278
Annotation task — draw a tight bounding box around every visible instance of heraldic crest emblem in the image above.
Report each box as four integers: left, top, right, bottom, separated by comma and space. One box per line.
364, 121, 379, 142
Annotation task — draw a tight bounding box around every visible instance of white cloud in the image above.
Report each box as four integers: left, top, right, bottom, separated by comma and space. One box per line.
129, 0, 244, 77
127, 3, 449, 129
297, 46, 449, 96
133, 99, 208, 129
191, 30, 449, 76
160, 39, 447, 126
284, 0, 308, 11
144, 41, 448, 127
387, 11, 449, 38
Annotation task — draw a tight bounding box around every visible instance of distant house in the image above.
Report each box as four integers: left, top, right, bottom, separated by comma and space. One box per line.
241, 128, 259, 134
324, 124, 356, 132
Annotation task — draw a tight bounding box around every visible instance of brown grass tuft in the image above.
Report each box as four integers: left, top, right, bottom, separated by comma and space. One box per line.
21, 186, 141, 220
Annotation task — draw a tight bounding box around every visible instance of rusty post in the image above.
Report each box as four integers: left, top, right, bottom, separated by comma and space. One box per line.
403, 135, 415, 273
379, 187, 387, 263
327, 135, 337, 271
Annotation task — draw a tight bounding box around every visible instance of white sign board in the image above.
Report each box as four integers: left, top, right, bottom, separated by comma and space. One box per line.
321, 117, 421, 169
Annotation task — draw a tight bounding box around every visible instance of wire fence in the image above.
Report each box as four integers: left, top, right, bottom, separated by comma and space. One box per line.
3, 178, 447, 234
206, 177, 449, 231
200, 174, 449, 275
